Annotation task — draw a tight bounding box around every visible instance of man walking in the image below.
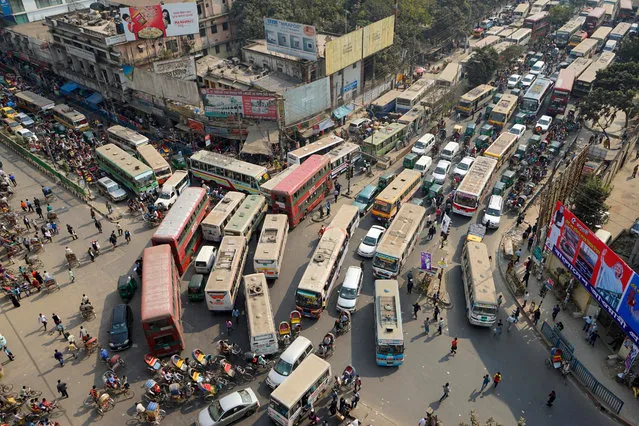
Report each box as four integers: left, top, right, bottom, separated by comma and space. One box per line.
56, 380, 69, 398
523, 291, 530, 308
407, 279, 413, 294
116, 222, 123, 236
450, 337, 458, 355
522, 270, 531, 287
480, 374, 490, 392
225, 320, 233, 336
68, 268, 75, 283
94, 219, 103, 233
54, 349, 64, 367
413, 302, 421, 319
546, 390, 556, 407
38, 313, 48, 331
439, 383, 450, 401
433, 305, 440, 321
67, 224, 78, 240
437, 318, 445, 335
424, 317, 430, 336
35, 205, 43, 220
109, 231, 117, 249
552, 304, 561, 322
533, 307, 541, 326
351, 391, 360, 409
232, 307, 240, 325
325, 200, 331, 216
493, 372, 502, 388
124, 230, 131, 244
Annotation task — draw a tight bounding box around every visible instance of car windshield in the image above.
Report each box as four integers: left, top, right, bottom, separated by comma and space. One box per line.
458, 162, 470, 171
340, 286, 358, 299
486, 207, 501, 217
9, 122, 19, 128
207, 400, 224, 421
435, 166, 446, 174
415, 141, 425, 149
363, 235, 378, 246
355, 194, 370, 204
274, 359, 293, 376
539, 118, 550, 126
158, 192, 172, 200
111, 322, 127, 332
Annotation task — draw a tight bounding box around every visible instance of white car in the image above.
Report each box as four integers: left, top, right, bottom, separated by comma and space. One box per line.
432, 160, 451, 184
507, 74, 522, 89
197, 388, 260, 426
453, 156, 475, 178
521, 73, 536, 89
15, 113, 34, 127
336, 266, 364, 312
509, 124, 527, 141
357, 225, 385, 258
536, 115, 552, 133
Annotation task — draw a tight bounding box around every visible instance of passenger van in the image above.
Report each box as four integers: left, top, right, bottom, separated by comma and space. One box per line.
482, 195, 504, 228
266, 336, 314, 389
154, 170, 190, 210
194, 245, 217, 274
412, 133, 436, 156
603, 40, 618, 52
530, 61, 546, 76
440, 141, 460, 161
414, 156, 433, 176
348, 118, 371, 135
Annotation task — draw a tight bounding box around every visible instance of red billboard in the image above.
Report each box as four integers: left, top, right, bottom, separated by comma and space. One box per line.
201, 89, 278, 120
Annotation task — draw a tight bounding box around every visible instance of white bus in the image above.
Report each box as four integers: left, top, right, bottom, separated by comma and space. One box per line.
204, 236, 248, 311
374, 280, 405, 367
609, 22, 631, 41
452, 156, 498, 216
395, 78, 435, 113
326, 204, 360, 239
243, 273, 278, 356
590, 25, 613, 50
295, 228, 349, 318
574, 51, 615, 97
136, 144, 172, 185
566, 57, 593, 79
520, 77, 554, 116
461, 241, 498, 326
106, 125, 149, 154
287, 134, 344, 166
52, 104, 89, 131
507, 28, 532, 45
268, 355, 331, 426
253, 214, 289, 279
372, 203, 426, 279
325, 142, 362, 178
201, 191, 245, 242
569, 38, 598, 59
223, 194, 267, 241
189, 150, 270, 195
555, 17, 586, 47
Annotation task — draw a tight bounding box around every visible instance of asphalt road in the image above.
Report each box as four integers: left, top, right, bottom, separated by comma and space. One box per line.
0, 122, 619, 426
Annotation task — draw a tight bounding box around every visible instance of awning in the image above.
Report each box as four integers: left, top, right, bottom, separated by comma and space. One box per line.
86, 92, 104, 106
332, 103, 355, 120
241, 123, 278, 156
316, 118, 335, 133
60, 81, 79, 95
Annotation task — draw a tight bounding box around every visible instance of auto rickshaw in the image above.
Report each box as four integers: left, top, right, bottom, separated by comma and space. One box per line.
465, 123, 476, 138
403, 153, 419, 169
492, 181, 506, 196
187, 274, 205, 302
426, 183, 443, 202
475, 135, 490, 151
421, 175, 435, 195
480, 124, 494, 137
466, 223, 486, 243
514, 112, 527, 125
82, 131, 95, 144
500, 170, 517, 188
410, 197, 425, 207
52, 123, 66, 134
513, 143, 528, 162
493, 92, 502, 104
117, 274, 138, 302
528, 134, 542, 149
378, 173, 396, 191
548, 140, 563, 156
484, 104, 495, 120
171, 153, 187, 170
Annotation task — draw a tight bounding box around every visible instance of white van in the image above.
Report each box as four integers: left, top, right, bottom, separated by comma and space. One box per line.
530, 61, 546, 76
482, 195, 503, 228
348, 118, 371, 135
414, 156, 433, 176
440, 141, 460, 161
154, 170, 190, 210
266, 336, 314, 389
412, 133, 435, 156
194, 245, 218, 274
336, 266, 364, 312
603, 40, 617, 52
97, 177, 127, 202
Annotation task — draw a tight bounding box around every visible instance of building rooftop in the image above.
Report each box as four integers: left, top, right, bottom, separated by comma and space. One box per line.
8, 21, 53, 43
47, 9, 120, 36
252, 72, 300, 95
243, 35, 329, 61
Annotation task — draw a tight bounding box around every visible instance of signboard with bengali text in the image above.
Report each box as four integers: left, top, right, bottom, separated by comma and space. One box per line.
201, 89, 278, 120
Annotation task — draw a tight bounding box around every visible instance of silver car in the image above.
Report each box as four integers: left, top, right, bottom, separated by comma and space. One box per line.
197, 388, 259, 426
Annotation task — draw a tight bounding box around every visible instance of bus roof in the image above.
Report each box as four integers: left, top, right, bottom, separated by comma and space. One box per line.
524, 77, 554, 100
363, 123, 407, 147
201, 191, 246, 227
375, 280, 403, 343
206, 236, 247, 291
327, 205, 360, 232
514, 3, 529, 13
554, 69, 576, 92
243, 273, 275, 337
141, 245, 176, 322
590, 25, 612, 40
396, 78, 435, 102
53, 104, 85, 120
557, 17, 586, 34
224, 194, 266, 235
136, 144, 170, 170
272, 155, 329, 195
566, 57, 593, 78
297, 228, 348, 293
153, 187, 207, 240
525, 11, 549, 22
588, 6, 606, 18
572, 38, 598, 55
15, 91, 54, 109
457, 156, 498, 195
162, 170, 189, 188
398, 108, 425, 125
376, 203, 426, 257
287, 134, 344, 161
270, 354, 330, 407
260, 165, 299, 193
254, 214, 288, 260
509, 28, 532, 40
611, 21, 631, 37
492, 93, 518, 114
471, 35, 500, 49
464, 241, 497, 306
370, 90, 402, 107
107, 125, 149, 144
602, 3, 616, 15
375, 169, 421, 203
578, 51, 615, 83
460, 84, 495, 103
95, 144, 153, 178
484, 134, 517, 161
325, 142, 360, 162
493, 41, 515, 54
438, 62, 460, 84
190, 150, 268, 178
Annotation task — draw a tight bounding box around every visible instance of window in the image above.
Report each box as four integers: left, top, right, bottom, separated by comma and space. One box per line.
8, 0, 25, 13
166, 40, 178, 51
215, 45, 220, 54
222, 22, 228, 31
199, 28, 206, 37
211, 24, 218, 34
197, 3, 202, 15
187, 34, 195, 41
35, 0, 62, 8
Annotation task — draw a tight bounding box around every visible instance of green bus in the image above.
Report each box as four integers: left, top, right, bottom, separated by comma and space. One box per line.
361, 123, 407, 157
95, 143, 158, 195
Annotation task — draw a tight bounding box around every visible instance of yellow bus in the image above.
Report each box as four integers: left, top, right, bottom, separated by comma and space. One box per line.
136, 144, 172, 185
488, 94, 518, 129
461, 241, 498, 326
483, 132, 518, 167
204, 236, 248, 311
371, 169, 421, 221
52, 104, 89, 131
456, 84, 495, 116
200, 191, 245, 242
253, 214, 289, 279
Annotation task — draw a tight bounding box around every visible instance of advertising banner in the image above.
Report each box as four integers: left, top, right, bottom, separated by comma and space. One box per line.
201, 89, 278, 120
546, 201, 639, 345
283, 77, 331, 125
263, 18, 317, 61
421, 252, 432, 270
325, 29, 363, 75
362, 15, 395, 57
120, 3, 198, 42
153, 57, 196, 81
0, 0, 12, 17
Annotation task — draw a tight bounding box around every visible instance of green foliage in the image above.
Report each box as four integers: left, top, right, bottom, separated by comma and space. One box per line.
548, 5, 571, 27
618, 37, 639, 63
467, 48, 498, 86
571, 175, 611, 231
498, 45, 525, 69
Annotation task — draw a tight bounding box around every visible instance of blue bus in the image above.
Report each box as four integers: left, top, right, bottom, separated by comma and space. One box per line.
374, 279, 405, 366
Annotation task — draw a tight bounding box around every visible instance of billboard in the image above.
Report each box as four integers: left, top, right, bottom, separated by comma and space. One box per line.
263, 18, 318, 61
153, 57, 196, 81
120, 3, 198, 42
325, 29, 363, 75
362, 15, 395, 57
0, 0, 12, 16
201, 89, 278, 120
283, 77, 331, 125
546, 201, 639, 345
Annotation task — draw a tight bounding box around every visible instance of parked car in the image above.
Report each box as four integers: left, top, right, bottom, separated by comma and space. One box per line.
453, 156, 475, 179
197, 388, 260, 426
509, 124, 527, 141
108, 304, 133, 351
357, 225, 386, 258
521, 73, 536, 89
432, 160, 451, 184
535, 115, 553, 133
15, 112, 34, 127
507, 74, 522, 89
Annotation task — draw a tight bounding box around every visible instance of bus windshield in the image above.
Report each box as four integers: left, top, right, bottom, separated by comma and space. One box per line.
377, 343, 404, 355
295, 290, 321, 309
521, 98, 539, 112
454, 192, 478, 209
373, 254, 399, 272
373, 201, 391, 214
490, 112, 506, 123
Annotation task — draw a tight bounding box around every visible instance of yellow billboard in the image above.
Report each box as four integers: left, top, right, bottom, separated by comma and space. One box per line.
325, 29, 363, 75
363, 15, 395, 57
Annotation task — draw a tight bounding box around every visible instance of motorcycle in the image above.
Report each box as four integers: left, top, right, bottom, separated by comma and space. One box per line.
334, 310, 351, 336
244, 352, 272, 370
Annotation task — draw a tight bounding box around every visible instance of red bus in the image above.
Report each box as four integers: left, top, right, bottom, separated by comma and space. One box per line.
547, 69, 576, 116
584, 7, 606, 35
151, 187, 210, 275
141, 245, 185, 356
271, 154, 333, 227
523, 12, 551, 40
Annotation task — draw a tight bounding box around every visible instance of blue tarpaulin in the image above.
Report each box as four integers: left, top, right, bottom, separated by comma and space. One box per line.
332, 103, 355, 120
60, 81, 79, 95
86, 92, 104, 106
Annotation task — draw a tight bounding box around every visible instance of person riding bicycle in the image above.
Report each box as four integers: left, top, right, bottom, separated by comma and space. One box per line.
98, 393, 112, 410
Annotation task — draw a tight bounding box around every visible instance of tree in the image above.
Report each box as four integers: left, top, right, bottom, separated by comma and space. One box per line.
467, 48, 498, 86
618, 37, 639, 63
498, 45, 525, 69
548, 5, 571, 27
571, 175, 611, 230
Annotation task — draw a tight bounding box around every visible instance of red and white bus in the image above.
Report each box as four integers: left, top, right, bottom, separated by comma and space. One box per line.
452, 156, 498, 216
141, 245, 185, 356
271, 154, 333, 227
584, 7, 606, 35
151, 187, 210, 275
523, 12, 551, 41
548, 69, 576, 115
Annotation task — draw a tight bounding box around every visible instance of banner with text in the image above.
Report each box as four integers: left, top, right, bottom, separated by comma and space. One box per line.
201, 89, 278, 120
120, 3, 198, 42
263, 18, 317, 61
153, 56, 196, 81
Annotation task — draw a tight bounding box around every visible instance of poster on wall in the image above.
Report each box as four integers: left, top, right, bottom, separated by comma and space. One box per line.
546, 201, 639, 345
263, 18, 317, 61
201, 89, 278, 120
153, 57, 197, 81
120, 3, 198, 42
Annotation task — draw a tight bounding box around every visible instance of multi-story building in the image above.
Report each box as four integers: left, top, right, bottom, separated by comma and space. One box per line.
0, 0, 93, 25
